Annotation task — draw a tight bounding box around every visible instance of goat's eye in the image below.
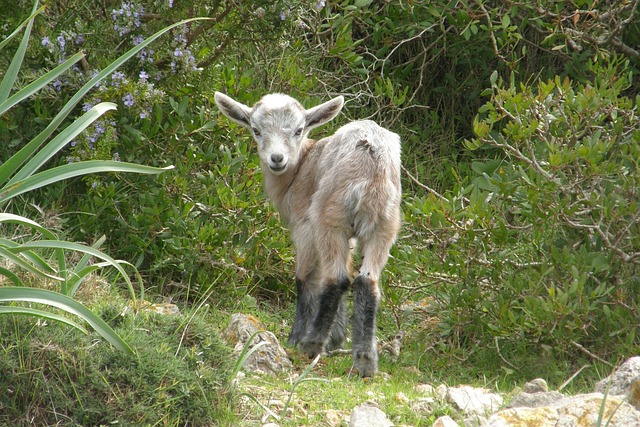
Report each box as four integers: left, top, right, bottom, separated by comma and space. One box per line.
252, 128, 261, 137
294, 128, 303, 136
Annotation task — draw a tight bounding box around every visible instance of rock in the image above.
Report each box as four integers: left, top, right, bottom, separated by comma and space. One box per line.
133, 300, 180, 315
409, 397, 435, 416
463, 414, 486, 427
445, 385, 503, 416
349, 404, 394, 427
507, 391, 566, 409
416, 383, 435, 395
326, 409, 345, 427
435, 384, 448, 401
394, 392, 409, 404
433, 415, 459, 427
521, 378, 548, 394
594, 356, 640, 409
222, 313, 292, 375
484, 393, 640, 427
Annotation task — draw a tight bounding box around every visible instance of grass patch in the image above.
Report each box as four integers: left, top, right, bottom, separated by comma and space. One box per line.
0, 288, 236, 426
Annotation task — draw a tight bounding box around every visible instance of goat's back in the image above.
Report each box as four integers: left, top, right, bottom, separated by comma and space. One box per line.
297, 120, 401, 241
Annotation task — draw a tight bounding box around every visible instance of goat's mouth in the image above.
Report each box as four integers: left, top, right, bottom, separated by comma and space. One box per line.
269, 163, 288, 174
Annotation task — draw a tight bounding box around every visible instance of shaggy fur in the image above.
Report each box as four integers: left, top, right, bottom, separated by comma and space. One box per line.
214, 92, 401, 376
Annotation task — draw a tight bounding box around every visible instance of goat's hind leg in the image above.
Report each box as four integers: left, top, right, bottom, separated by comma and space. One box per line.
352, 234, 395, 377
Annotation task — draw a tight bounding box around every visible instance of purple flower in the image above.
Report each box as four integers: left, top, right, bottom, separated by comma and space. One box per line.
140, 110, 149, 119
315, 1, 326, 10
42, 36, 50, 47
57, 34, 66, 49
139, 70, 149, 81
75, 34, 85, 45
174, 48, 183, 57
92, 182, 98, 189
279, 11, 286, 21
122, 93, 134, 107
133, 35, 145, 45
168, 0, 173, 7
52, 79, 62, 91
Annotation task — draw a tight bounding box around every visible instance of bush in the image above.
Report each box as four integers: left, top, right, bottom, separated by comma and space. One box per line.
397, 57, 639, 367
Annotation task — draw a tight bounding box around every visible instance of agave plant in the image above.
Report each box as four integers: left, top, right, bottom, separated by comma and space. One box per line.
0, 1, 201, 354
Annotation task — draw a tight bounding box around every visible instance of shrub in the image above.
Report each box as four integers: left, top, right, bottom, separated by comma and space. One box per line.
397, 57, 639, 368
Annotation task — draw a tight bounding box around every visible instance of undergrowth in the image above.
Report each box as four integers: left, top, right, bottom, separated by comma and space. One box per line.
0, 286, 236, 427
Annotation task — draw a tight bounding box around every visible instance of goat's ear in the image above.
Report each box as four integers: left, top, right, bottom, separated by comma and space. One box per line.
305, 96, 344, 131
214, 92, 252, 128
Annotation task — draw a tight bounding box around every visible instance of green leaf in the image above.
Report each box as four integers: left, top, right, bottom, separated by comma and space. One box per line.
0, 2, 45, 51
0, 287, 132, 353
6, 102, 117, 186
0, 52, 84, 117
7, 240, 143, 303
0, 306, 89, 334
0, 0, 39, 104
0, 161, 174, 204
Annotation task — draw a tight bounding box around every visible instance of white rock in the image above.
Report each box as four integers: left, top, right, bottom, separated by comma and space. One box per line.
409, 397, 435, 416
416, 383, 435, 395
349, 404, 394, 427
445, 385, 503, 416
222, 313, 292, 375
484, 392, 640, 427
522, 378, 548, 394
433, 415, 459, 427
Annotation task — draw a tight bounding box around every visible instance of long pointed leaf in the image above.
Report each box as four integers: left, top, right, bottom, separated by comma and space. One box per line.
0, 213, 58, 240
11, 102, 117, 182
0, 161, 174, 204
66, 235, 106, 297
0, 2, 45, 51
0, 0, 39, 104
8, 240, 142, 302
0, 287, 133, 353
0, 212, 65, 277
0, 52, 85, 117
0, 17, 207, 185
0, 238, 58, 275
0, 266, 22, 286
0, 247, 63, 281
0, 306, 89, 334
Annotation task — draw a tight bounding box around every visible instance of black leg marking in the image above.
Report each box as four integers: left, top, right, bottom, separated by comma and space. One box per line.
326, 295, 348, 351
288, 278, 318, 346
300, 277, 350, 357
352, 275, 380, 377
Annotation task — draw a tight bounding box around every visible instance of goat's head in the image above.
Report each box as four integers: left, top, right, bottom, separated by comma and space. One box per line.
214, 92, 344, 175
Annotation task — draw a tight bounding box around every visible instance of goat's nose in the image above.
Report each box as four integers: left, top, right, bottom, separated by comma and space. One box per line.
271, 153, 284, 164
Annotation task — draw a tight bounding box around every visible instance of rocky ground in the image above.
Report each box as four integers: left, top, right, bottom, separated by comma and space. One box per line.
225, 313, 640, 426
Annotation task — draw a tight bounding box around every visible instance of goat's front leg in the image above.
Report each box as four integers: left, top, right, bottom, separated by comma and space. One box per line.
288, 278, 320, 346
300, 276, 350, 357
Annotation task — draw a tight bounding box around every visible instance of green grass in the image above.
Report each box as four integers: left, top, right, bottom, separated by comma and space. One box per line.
0, 279, 236, 427
0, 269, 614, 426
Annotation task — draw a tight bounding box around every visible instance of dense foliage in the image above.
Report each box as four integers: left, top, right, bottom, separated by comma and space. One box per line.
1, 0, 639, 408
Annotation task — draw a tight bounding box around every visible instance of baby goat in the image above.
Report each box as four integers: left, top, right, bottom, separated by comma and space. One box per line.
214, 92, 401, 377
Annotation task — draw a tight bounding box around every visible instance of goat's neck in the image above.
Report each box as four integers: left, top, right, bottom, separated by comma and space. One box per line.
262, 138, 316, 225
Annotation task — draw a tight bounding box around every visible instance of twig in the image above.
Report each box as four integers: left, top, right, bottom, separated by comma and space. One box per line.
494, 337, 517, 369
402, 165, 448, 202
558, 364, 591, 392
571, 341, 613, 367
